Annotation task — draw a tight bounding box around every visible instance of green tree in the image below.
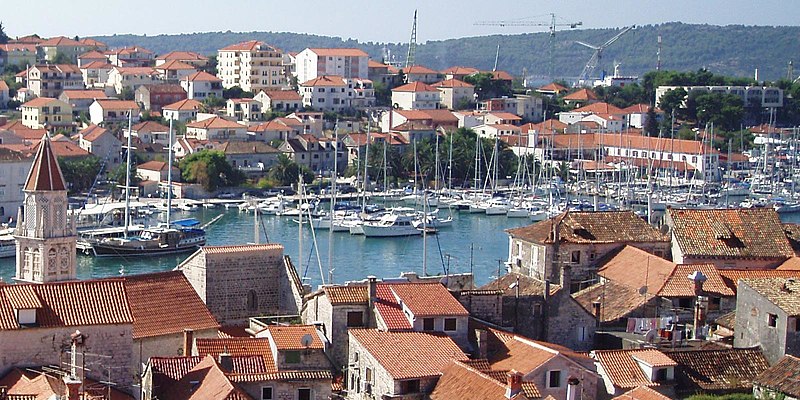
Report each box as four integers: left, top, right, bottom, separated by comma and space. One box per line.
0, 22, 9, 44
119, 86, 135, 101
179, 150, 245, 191
223, 86, 254, 99
202, 95, 226, 111
644, 107, 659, 137
58, 156, 101, 194
51, 52, 72, 65
657, 87, 687, 121
268, 154, 314, 185
464, 72, 512, 100
694, 92, 744, 132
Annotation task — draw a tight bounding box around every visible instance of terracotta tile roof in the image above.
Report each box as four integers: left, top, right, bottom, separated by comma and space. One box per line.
164, 355, 254, 400
564, 88, 598, 101
631, 350, 678, 367
123, 271, 219, 339
393, 81, 438, 92
778, 256, 800, 270
432, 78, 474, 89
306, 48, 368, 57
113, 46, 154, 55
665, 348, 770, 393
261, 325, 324, 350
783, 224, 800, 253
612, 386, 671, 400
324, 285, 368, 305
523, 119, 568, 133
141, 83, 186, 94
0, 43, 37, 52
158, 51, 209, 62
80, 124, 109, 142
0, 367, 134, 400
187, 116, 246, 130
94, 99, 140, 111
430, 360, 532, 400
60, 89, 108, 100
79, 38, 107, 47
405, 65, 439, 75
596, 133, 716, 155
137, 160, 169, 171
507, 211, 668, 245
22, 97, 62, 108
39, 36, 83, 46
592, 349, 670, 389
482, 326, 595, 373
23, 135, 67, 191
200, 244, 283, 255
668, 208, 795, 260
131, 120, 169, 133
658, 264, 734, 297
79, 50, 106, 59
740, 277, 800, 316
479, 272, 560, 297
487, 111, 522, 120
486, 70, 514, 80
597, 246, 675, 294
538, 82, 568, 93
386, 282, 469, 317
164, 98, 202, 111
249, 120, 294, 133
719, 269, 800, 293
218, 325, 252, 338
157, 60, 197, 71
80, 61, 113, 70
373, 284, 412, 330
572, 280, 654, 322
0, 279, 133, 330
300, 75, 347, 87
196, 337, 277, 373
220, 40, 278, 52
216, 141, 280, 155
571, 101, 621, 114
260, 89, 301, 100
754, 355, 800, 398
349, 329, 466, 379
113, 66, 158, 75
441, 66, 479, 75
184, 71, 222, 82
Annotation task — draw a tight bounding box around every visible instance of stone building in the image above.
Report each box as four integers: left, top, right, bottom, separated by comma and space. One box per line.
303, 285, 369, 368
735, 277, 800, 364
14, 134, 77, 283
178, 244, 305, 325
506, 210, 670, 292
753, 355, 800, 400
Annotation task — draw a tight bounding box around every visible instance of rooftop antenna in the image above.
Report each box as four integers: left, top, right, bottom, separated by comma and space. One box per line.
656, 35, 662, 71
493, 44, 500, 71
405, 10, 418, 69
788, 60, 794, 81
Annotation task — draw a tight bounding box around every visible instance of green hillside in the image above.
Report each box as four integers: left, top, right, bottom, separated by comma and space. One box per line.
92, 22, 800, 81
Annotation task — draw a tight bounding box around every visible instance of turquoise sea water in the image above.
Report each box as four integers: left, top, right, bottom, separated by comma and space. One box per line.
0, 207, 531, 288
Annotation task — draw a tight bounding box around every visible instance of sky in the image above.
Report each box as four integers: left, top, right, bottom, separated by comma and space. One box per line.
6, 0, 800, 43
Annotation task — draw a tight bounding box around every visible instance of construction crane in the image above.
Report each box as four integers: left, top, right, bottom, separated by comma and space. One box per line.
575, 25, 636, 84
475, 13, 582, 81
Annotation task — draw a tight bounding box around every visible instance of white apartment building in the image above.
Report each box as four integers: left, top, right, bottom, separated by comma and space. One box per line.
294, 48, 369, 84
180, 71, 223, 100
655, 85, 784, 109
299, 75, 352, 112
217, 40, 285, 92
391, 82, 441, 110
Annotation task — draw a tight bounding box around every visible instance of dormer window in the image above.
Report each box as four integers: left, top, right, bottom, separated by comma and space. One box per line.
17, 308, 36, 325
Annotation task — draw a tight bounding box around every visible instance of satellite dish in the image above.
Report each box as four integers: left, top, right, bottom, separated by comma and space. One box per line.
300, 334, 313, 348
645, 329, 658, 344
638, 286, 648, 296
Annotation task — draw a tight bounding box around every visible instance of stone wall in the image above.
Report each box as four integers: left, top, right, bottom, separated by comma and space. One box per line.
132, 328, 219, 386
735, 282, 791, 364
240, 380, 332, 400
546, 290, 596, 352
527, 356, 600, 400
457, 291, 503, 326
0, 324, 134, 391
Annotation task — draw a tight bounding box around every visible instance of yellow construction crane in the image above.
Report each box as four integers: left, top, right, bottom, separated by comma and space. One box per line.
475, 13, 582, 81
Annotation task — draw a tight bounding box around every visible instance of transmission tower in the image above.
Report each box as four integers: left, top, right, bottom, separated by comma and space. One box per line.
405, 10, 417, 69
656, 35, 662, 71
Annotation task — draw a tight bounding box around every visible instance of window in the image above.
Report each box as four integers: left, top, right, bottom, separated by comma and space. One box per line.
261, 387, 273, 400
768, 313, 778, 328
547, 370, 562, 388
423, 318, 435, 331
654, 368, 669, 382
571, 251, 580, 264
365, 367, 372, 383
677, 298, 693, 309
297, 388, 311, 400
284, 351, 300, 364
444, 318, 457, 331
576, 326, 588, 342
347, 311, 364, 327
246, 290, 258, 311
708, 297, 721, 311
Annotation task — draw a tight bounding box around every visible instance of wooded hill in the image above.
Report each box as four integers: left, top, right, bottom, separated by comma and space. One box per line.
91, 22, 800, 81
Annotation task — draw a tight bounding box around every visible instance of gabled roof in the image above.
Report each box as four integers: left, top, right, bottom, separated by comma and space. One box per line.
164, 98, 202, 111
156, 59, 197, 71
216, 141, 280, 155
486, 111, 522, 121
667, 208, 795, 260
570, 101, 623, 114
506, 211, 668, 245
78, 50, 106, 59
431, 360, 532, 400
186, 116, 246, 130
137, 160, 171, 171
564, 88, 598, 101
39, 36, 83, 46
123, 271, 219, 339
597, 246, 675, 295
248, 120, 294, 133
261, 325, 324, 350
522, 119, 568, 133
595, 133, 716, 154
324, 285, 368, 305
441, 66, 479, 75
572, 280, 656, 322
24, 134, 66, 191
665, 348, 770, 393
131, 120, 169, 133
220, 40, 279, 52
259, 90, 301, 100
306, 48, 368, 57
754, 355, 800, 398
433, 78, 474, 88
538, 82, 568, 93
22, 97, 63, 108
196, 337, 277, 373
592, 349, 672, 389
80, 124, 110, 142
482, 326, 594, 373
60, 89, 108, 100
157, 51, 208, 62
740, 277, 800, 316
349, 329, 466, 380
300, 75, 346, 87
404, 65, 439, 75
80, 60, 113, 70
393, 81, 438, 92
0, 367, 134, 400
164, 355, 254, 400
184, 70, 222, 82
612, 386, 671, 400
658, 264, 734, 297
79, 37, 106, 47
718, 268, 800, 293
93, 99, 140, 111
385, 282, 469, 317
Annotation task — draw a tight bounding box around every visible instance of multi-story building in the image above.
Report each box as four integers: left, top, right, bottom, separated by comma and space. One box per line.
180, 71, 223, 100
403, 65, 441, 84
253, 89, 302, 113
391, 82, 441, 110
107, 46, 155, 67
185, 116, 248, 141
26, 64, 84, 98
217, 40, 285, 92
79, 61, 113, 87
655, 85, 784, 109
88, 99, 141, 125
294, 48, 369, 84
38, 36, 87, 63
350, 78, 376, 108
0, 43, 37, 71
154, 60, 197, 82
162, 99, 202, 123
77, 50, 108, 68
58, 89, 109, 116
226, 98, 263, 123
155, 51, 209, 68
299, 75, 352, 112
735, 278, 800, 365
135, 84, 187, 112
433, 78, 474, 110
106, 66, 159, 95
20, 97, 74, 132
480, 94, 544, 122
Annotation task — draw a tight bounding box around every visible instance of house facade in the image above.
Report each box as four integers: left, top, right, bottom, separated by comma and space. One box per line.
20, 97, 74, 132
295, 48, 369, 84
735, 278, 800, 364
392, 82, 441, 110
180, 71, 223, 100
27, 64, 84, 98
217, 40, 285, 92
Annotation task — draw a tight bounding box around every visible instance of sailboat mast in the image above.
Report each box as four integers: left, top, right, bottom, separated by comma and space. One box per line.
123, 110, 133, 238
434, 132, 440, 192
474, 134, 481, 191
448, 132, 453, 193
362, 118, 371, 214
166, 118, 174, 226
328, 121, 339, 285
413, 139, 418, 194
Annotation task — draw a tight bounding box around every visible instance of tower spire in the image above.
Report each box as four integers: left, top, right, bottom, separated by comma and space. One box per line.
24, 134, 67, 192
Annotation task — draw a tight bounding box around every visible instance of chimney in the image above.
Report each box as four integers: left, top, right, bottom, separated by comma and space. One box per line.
218, 353, 233, 372
592, 298, 602, 327
566, 377, 580, 400
561, 264, 572, 294
505, 370, 522, 399
476, 328, 488, 359
688, 270, 707, 297
367, 276, 377, 320
183, 329, 194, 357
64, 376, 81, 400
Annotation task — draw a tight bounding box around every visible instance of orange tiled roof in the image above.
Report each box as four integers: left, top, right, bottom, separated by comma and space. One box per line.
612, 386, 671, 400
261, 325, 324, 350
374, 284, 411, 330
164, 98, 202, 111
78, 50, 106, 59
80, 124, 109, 142
592, 349, 668, 389
631, 350, 678, 367
667, 208, 795, 260
433, 78, 474, 88
0, 367, 134, 400
39, 36, 83, 47
595, 133, 715, 154
187, 116, 246, 130
157, 51, 208, 62
405, 65, 439, 75
325, 285, 368, 305
184, 71, 222, 82
658, 264, 735, 297
572, 280, 654, 322
156, 59, 196, 71
131, 120, 169, 133
665, 348, 770, 393
507, 211, 668, 245
487, 111, 522, 120
123, 271, 219, 339
201, 244, 283, 255
754, 355, 800, 398
393, 81, 438, 92
196, 337, 277, 373
598, 246, 676, 295
441, 66, 479, 75
164, 356, 254, 400
430, 360, 531, 400
522, 119, 568, 133
94, 99, 140, 111
388, 282, 469, 317
260, 90, 301, 100
80, 61, 113, 70
538, 82, 568, 93
564, 88, 598, 101
300, 75, 346, 87
719, 269, 800, 293
60, 89, 108, 100
79, 38, 106, 47
349, 329, 467, 380
22, 97, 61, 108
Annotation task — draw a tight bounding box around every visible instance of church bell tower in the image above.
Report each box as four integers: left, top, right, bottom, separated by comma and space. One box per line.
14, 134, 77, 283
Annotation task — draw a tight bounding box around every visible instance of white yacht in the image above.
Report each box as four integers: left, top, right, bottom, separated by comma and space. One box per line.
362, 212, 422, 237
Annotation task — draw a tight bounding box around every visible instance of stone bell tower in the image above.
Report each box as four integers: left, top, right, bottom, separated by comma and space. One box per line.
14, 134, 77, 283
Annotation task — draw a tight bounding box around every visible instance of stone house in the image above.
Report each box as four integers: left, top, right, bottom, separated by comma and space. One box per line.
135, 83, 187, 112
178, 244, 305, 325
735, 277, 800, 364
753, 355, 800, 400
256, 325, 331, 371
666, 207, 795, 269
663, 348, 769, 397
656, 263, 736, 323
347, 329, 467, 399
77, 124, 122, 166
216, 140, 282, 175
506, 211, 670, 292
303, 285, 370, 368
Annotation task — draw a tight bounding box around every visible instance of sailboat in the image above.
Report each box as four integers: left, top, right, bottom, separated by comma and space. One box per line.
87, 114, 207, 257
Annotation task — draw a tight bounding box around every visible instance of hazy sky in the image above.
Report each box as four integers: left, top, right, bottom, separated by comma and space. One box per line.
6, 0, 799, 43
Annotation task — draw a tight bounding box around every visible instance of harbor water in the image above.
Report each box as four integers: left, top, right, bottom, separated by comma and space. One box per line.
0, 206, 530, 287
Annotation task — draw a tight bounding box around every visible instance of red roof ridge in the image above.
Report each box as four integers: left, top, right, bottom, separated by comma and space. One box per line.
24, 134, 67, 191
